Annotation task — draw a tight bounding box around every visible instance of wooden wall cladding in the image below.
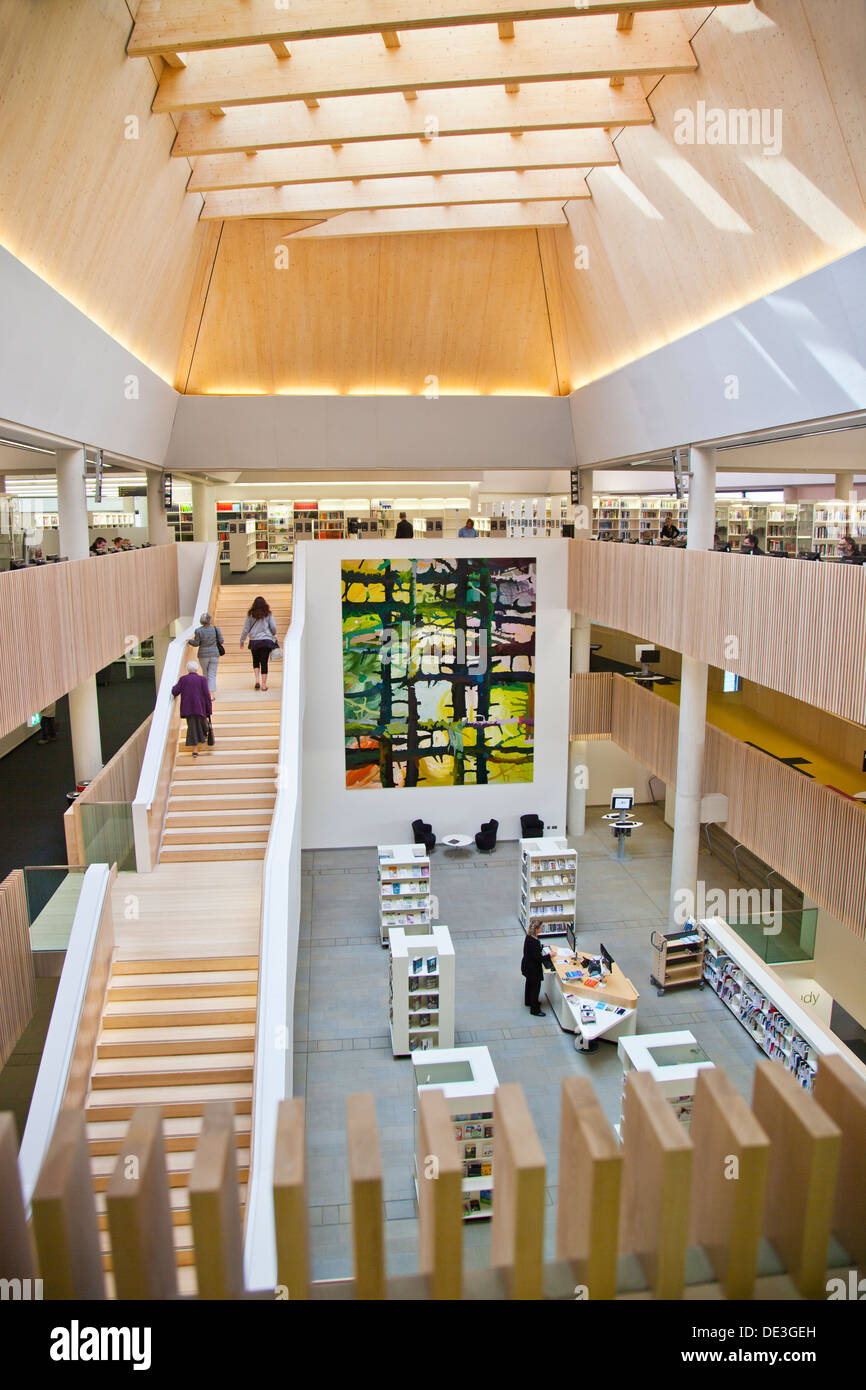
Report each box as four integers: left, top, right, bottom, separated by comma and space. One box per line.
0, 871, 35, 1070
0, 549, 178, 742
740, 681, 866, 775
183, 221, 561, 395
65, 716, 152, 867
571, 672, 866, 941
568, 542, 866, 726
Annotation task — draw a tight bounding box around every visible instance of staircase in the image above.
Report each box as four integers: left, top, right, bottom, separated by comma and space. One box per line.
86, 954, 258, 1291
161, 584, 291, 864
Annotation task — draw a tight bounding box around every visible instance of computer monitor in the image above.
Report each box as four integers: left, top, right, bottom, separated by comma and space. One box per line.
610, 788, 634, 813
600, 943, 614, 973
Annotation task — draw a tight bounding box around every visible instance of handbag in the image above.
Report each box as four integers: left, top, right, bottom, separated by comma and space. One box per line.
213, 626, 225, 657
270, 642, 282, 661
206, 717, 215, 747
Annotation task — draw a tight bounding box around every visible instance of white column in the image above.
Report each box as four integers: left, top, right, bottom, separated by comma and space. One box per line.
192, 481, 217, 542
146, 470, 171, 545
667, 446, 715, 928
56, 446, 103, 782
835, 471, 855, 503
567, 611, 592, 837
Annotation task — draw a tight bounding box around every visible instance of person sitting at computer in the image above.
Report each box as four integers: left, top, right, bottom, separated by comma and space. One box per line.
740, 532, 764, 555
660, 516, 680, 541
838, 536, 862, 563
520, 924, 548, 1017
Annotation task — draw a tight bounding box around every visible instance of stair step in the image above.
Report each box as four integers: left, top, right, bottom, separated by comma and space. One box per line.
177, 735, 278, 748
85, 1083, 253, 1119
108, 968, 257, 990
167, 794, 275, 809
91, 1057, 255, 1090
100, 1226, 196, 1268
87, 1112, 252, 1155
175, 750, 278, 765
96, 1025, 255, 1057
102, 997, 257, 1026
111, 956, 258, 976
95, 1182, 247, 1229
165, 809, 272, 824
159, 845, 266, 861
107, 981, 257, 1004
162, 825, 269, 844
94, 1164, 249, 1194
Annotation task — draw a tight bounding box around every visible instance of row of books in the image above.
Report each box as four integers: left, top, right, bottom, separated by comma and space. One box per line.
408, 975, 438, 993
463, 1161, 492, 1178
462, 1192, 492, 1216
409, 1035, 437, 1051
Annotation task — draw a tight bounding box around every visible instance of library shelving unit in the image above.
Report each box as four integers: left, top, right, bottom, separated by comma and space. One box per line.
266, 504, 293, 560
316, 509, 345, 540
649, 925, 706, 995
813, 501, 866, 557
411, 1045, 498, 1219
228, 519, 256, 573
518, 837, 577, 940
699, 917, 843, 1092
167, 503, 194, 543
377, 843, 432, 945
617, 1031, 715, 1136
388, 924, 455, 1057
764, 503, 800, 554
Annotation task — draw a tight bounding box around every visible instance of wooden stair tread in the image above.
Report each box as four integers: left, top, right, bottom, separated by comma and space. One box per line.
102, 999, 257, 1024
111, 956, 257, 975
159, 846, 266, 860
108, 968, 257, 988
92, 1049, 256, 1076
85, 1084, 253, 1117
96, 1028, 255, 1057
87, 1113, 251, 1142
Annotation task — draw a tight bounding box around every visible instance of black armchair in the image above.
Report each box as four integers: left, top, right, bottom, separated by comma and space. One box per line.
411, 818, 436, 852
520, 813, 544, 839
475, 818, 499, 853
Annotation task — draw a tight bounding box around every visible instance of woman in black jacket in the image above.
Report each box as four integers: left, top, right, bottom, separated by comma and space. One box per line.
521, 924, 547, 1017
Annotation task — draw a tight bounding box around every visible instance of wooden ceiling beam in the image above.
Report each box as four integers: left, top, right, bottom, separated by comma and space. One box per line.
188, 128, 617, 191
282, 201, 570, 239
152, 16, 696, 113
200, 169, 590, 219
173, 78, 652, 156
129, 1, 749, 54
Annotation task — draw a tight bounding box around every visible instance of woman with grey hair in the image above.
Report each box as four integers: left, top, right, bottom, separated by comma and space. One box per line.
190, 611, 224, 700
171, 661, 213, 758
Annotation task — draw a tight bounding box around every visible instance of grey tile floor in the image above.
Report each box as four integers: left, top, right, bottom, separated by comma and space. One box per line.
293, 806, 762, 1281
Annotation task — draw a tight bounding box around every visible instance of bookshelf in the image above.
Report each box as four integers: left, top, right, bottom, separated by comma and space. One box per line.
617, 1030, 715, 1136
411, 1046, 498, 1220
699, 917, 840, 1092
388, 924, 455, 1057
377, 843, 432, 945
518, 837, 577, 940
167, 503, 194, 543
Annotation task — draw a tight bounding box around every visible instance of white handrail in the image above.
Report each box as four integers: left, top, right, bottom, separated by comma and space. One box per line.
18, 863, 113, 1207
243, 544, 307, 1292
132, 542, 219, 870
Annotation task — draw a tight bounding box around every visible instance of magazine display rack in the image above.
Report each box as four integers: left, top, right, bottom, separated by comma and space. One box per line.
377, 843, 432, 944
389, 924, 455, 1057
518, 837, 577, 939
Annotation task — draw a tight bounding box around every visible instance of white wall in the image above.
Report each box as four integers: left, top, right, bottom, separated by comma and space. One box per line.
578, 739, 655, 809
176, 542, 209, 622
812, 906, 866, 1029
568, 247, 866, 466
0, 246, 178, 466
167, 395, 576, 475
301, 538, 570, 848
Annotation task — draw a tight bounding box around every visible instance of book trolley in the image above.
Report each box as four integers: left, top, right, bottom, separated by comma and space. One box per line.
388, 924, 455, 1057
377, 843, 432, 945
518, 837, 577, 940
649, 925, 707, 995
411, 1046, 498, 1220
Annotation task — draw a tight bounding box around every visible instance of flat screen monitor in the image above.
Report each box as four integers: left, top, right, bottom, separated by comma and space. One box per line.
611, 793, 633, 812
600, 943, 614, 973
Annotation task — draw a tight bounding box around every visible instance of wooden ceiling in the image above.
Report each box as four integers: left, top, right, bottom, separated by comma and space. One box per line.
129, 0, 750, 240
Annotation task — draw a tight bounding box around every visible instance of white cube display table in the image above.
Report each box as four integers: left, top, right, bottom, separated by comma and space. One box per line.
544, 944, 639, 1051
389, 924, 455, 1057
412, 1046, 498, 1220
617, 1030, 714, 1136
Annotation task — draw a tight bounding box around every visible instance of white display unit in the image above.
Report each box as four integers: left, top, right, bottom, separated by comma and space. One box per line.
617, 1030, 715, 1136
518, 837, 577, 939
388, 924, 455, 1057
699, 916, 845, 1092
377, 843, 432, 945
228, 519, 256, 572
411, 1046, 498, 1220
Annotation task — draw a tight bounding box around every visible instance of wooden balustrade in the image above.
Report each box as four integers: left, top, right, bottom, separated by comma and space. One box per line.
571, 672, 866, 940
4, 1051, 865, 1300
64, 716, 152, 866
0, 869, 35, 1069
568, 541, 866, 726
0, 547, 179, 742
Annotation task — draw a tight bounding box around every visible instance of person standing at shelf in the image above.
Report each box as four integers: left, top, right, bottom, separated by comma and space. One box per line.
171, 661, 213, 759
659, 516, 680, 541
395, 511, 414, 539
240, 594, 278, 692
521, 923, 548, 1017
458, 518, 478, 538
190, 611, 224, 701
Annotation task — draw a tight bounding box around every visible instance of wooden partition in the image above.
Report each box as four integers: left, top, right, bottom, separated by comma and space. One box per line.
0, 548, 178, 742
65, 716, 152, 866
7, 1052, 866, 1300
571, 672, 866, 940
569, 541, 866, 726
62, 865, 116, 1113
0, 870, 35, 1069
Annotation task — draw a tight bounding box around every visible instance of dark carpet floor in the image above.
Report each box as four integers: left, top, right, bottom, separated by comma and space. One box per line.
0, 664, 156, 882
219, 561, 293, 586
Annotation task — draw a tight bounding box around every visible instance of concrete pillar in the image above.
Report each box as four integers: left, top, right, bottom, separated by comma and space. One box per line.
469, 482, 480, 520
667, 446, 715, 928
192, 481, 217, 542
567, 611, 593, 837
56, 446, 103, 782
835, 471, 856, 504
146, 470, 171, 545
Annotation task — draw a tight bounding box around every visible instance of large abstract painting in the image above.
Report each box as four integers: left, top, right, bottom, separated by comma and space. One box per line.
342, 557, 536, 788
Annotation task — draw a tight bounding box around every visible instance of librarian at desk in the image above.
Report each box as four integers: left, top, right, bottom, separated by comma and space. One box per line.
521, 925, 548, 1017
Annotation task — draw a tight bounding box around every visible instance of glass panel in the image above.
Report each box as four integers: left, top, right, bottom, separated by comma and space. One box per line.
647, 1042, 710, 1067
415, 1061, 474, 1085
79, 802, 136, 872
24, 866, 87, 953
727, 910, 817, 965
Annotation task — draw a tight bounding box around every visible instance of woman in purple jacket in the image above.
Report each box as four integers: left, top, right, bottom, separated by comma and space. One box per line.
171, 661, 213, 758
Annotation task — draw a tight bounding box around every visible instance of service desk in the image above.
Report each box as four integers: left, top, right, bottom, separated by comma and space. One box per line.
544, 946, 639, 1049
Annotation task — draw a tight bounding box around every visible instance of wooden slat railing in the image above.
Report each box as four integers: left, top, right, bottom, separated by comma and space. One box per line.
4, 1051, 865, 1300
64, 715, 152, 866
569, 669, 613, 738
0, 548, 179, 741
571, 672, 866, 940
568, 541, 866, 726
0, 869, 35, 1069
